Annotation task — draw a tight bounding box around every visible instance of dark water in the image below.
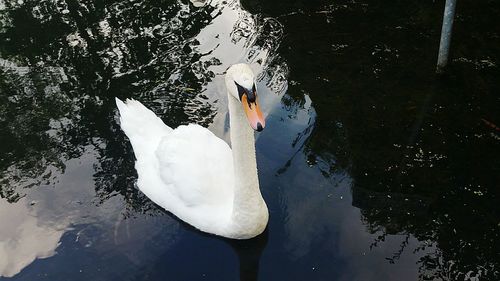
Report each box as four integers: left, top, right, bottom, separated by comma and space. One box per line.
0, 0, 499, 280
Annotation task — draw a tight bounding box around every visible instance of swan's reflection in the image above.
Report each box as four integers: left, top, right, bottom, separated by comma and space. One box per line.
228, 229, 268, 281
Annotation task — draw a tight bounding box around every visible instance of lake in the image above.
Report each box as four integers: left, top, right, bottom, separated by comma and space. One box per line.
0, 0, 499, 280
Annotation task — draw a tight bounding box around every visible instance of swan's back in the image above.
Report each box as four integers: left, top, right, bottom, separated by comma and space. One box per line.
116, 98, 235, 233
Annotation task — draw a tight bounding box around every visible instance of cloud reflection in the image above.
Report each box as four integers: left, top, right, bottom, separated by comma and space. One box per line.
0, 198, 64, 278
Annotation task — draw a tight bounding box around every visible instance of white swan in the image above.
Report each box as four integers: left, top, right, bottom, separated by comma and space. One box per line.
116, 64, 268, 239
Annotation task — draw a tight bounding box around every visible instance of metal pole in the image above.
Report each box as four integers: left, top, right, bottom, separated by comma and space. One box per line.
436, 0, 457, 73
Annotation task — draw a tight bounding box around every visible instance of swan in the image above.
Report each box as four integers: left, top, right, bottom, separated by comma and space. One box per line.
115, 64, 268, 239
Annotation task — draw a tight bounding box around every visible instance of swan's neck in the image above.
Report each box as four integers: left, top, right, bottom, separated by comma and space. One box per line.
227, 95, 268, 238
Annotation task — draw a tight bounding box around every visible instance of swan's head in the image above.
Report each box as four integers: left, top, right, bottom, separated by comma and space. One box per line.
225, 63, 265, 132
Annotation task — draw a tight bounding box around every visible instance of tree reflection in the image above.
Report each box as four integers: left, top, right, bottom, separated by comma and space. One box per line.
0, 65, 71, 202
242, 0, 500, 279
0, 0, 205, 208
0, 0, 284, 209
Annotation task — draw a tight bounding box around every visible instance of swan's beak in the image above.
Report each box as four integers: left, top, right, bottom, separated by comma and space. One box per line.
242, 94, 265, 132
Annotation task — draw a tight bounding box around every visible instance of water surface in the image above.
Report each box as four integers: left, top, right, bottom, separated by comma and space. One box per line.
0, 0, 499, 280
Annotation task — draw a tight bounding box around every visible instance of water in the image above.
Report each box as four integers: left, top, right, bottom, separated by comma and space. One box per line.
0, 0, 499, 280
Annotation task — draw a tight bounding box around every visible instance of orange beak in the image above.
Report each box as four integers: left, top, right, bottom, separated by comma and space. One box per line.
241, 94, 265, 131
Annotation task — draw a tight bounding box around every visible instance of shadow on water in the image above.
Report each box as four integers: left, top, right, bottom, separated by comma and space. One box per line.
0, 0, 499, 280
230, 230, 269, 281
192, 228, 270, 281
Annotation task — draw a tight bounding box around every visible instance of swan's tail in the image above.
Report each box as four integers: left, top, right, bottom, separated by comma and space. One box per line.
115, 98, 172, 158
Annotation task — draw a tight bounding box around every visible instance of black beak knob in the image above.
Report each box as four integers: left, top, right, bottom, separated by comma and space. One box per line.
256, 122, 263, 132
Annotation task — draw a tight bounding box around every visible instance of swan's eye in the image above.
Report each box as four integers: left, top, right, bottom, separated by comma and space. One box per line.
235, 82, 245, 100
235, 81, 256, 102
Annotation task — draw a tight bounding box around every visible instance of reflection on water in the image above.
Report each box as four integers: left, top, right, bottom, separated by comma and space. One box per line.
0, 198, 64, 277
1, 0, 499, 280
243, 0, 500, 280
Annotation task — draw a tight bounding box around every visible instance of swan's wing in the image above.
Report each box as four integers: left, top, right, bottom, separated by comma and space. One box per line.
116, 98, 234, 227
154, 124, 234, 213
115, 98, 172, 159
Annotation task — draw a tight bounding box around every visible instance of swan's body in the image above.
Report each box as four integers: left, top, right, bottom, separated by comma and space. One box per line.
116, 64, 268, 239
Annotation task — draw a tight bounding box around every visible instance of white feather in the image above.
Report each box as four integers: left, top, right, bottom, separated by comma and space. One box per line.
116, 64, 268, 239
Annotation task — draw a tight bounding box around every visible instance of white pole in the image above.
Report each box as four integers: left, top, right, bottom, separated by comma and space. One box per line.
436, 0, 457, 73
